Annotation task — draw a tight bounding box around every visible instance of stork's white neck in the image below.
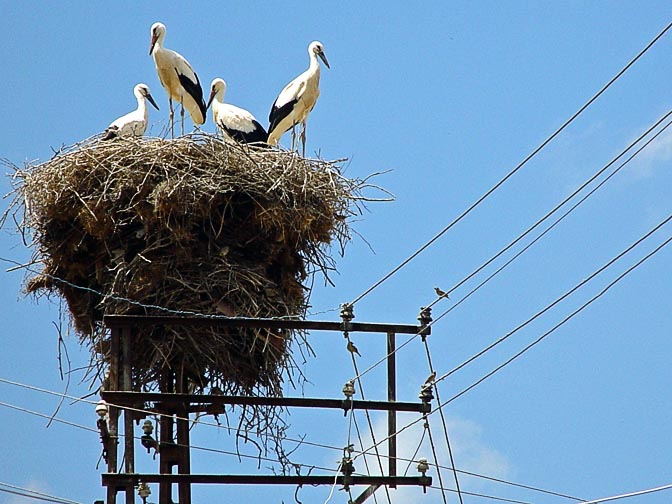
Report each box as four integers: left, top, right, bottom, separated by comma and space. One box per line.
214, 88, 225, 104
309, 51, 321, 72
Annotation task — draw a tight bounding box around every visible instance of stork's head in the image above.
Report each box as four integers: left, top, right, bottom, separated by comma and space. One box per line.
135, 83, 160, 111
309, 41, 330, 69
149, 22, 166, 55
206, 78, 227, 110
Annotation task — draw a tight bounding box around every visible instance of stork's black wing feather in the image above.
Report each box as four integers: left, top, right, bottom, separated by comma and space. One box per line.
101, 125, 119, 141
176, 69, 207, 121
268, 97, 298, 136
222, 120, 269, 145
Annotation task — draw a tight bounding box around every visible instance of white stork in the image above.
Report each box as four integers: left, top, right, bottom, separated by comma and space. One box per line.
102, 83, 159, 140
206, 78, 268, 145
149, 22, 206, 136
267, 41, 330, 155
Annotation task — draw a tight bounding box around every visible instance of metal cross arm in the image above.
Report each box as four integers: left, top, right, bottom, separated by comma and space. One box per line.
100, 391, 431, 415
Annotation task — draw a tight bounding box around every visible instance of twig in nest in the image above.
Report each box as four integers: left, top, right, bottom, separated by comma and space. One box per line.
48, 304, 71, 428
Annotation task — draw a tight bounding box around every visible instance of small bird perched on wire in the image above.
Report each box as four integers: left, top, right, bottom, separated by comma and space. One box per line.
434, 287, 450, 299
423, 371, 437, 386
346, 340, 361, 357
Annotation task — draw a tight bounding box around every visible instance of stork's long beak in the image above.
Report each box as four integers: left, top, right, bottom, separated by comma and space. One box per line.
319, 51, 330, 69
149, 35, 158, 55
145, 92, 160, 111
206, 89, 216, 111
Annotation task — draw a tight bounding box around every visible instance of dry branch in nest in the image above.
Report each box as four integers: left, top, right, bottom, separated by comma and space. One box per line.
7, 134, 388, 401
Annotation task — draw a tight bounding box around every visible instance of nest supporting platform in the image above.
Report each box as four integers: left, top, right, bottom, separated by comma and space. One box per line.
99, 313, 433, 504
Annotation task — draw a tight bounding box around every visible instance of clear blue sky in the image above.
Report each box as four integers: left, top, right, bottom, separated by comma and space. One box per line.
1, 2, 672, 503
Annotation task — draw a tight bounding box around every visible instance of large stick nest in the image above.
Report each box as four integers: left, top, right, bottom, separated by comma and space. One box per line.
9, 134, 378, 397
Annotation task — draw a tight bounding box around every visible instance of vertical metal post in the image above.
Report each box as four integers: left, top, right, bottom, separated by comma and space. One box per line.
120, 327, 135, 504
106, 327, 120, 504
176, 369, 192, 504
159, 370, 174, 504
387, 332, 397, 488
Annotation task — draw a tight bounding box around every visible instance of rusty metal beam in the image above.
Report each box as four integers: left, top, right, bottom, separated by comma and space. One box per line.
100, 391, 430, 414
104, 314, 427, 335
103, 474, 432, 487
353, 485, 381, 504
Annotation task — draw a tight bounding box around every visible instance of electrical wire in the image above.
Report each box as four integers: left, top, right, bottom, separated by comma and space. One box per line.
402, 422, 427, 477
0, 376, 589, 501
0, 375, 338, 453
0, 400, 98, 434
0, 380, 342, 472
356, 224, 672, 462
0, 388, 585, 502
0, 487, 79, 504
346, 20, 672, 308
345, 333, 392, 504
424, 107, 672, 312
443, 231, 672, 405
424, 415, 449, 504
350, 102, 672, 387
426, 485, 537, 504
347, 111, 672, 389
434, 213, 672, 390
580, 482, 672, 504
350, 413, 380, 504
0, 260, 304, 321
0, 481, 82, 504
0, 398, 339, 476
453, 468, 583, 501
423, 340, 464, 504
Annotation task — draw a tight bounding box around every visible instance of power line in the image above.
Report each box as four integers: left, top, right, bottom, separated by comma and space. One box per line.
0, 376, 333, 451
424, 414, 449, 504
0, 400, 98, 434
452, 468, 584, 501
443, 231, 672, 404
0, 377, 584, 502
346, 20, 672, 308
0, 258, 306, 322
434, 213, 672, 390
0, 481, 83, 504
357, 223, 672, 461
425, 484, 536, 504
345, 332, 393, 504
423, 340, 464, 504
0, 398, 340, 476
425, 108, 672, 312
349, 109, 672, 384
580, 482, 672, 504
0, 487, 81, 504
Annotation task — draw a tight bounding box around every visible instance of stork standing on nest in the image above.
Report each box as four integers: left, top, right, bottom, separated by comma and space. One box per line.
267, 41, 330, 156
207, 78, 268, 145
149, 21, 207, 137
101, 83, 159, 140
